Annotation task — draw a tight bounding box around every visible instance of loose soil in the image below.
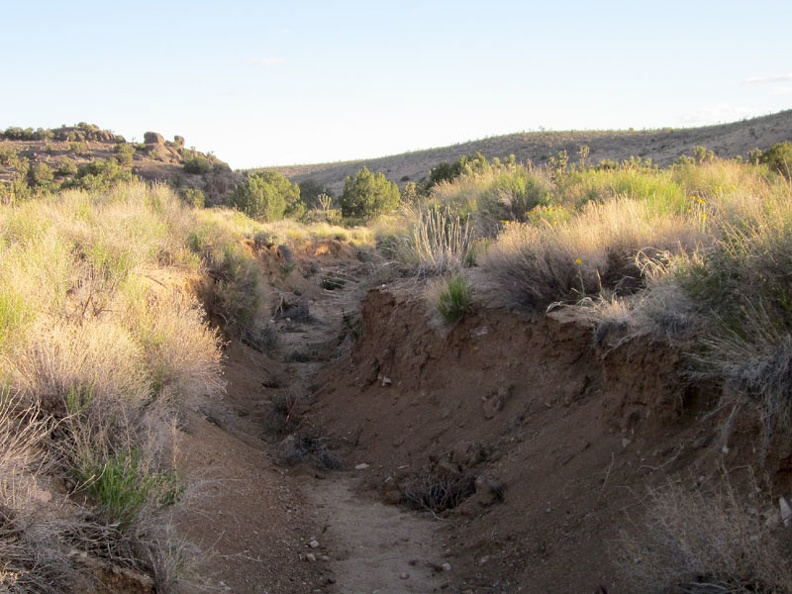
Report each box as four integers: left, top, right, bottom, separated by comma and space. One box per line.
171, 239, 775, 593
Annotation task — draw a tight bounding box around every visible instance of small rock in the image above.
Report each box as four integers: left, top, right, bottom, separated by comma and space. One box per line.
305, 553, 317, 563
309, 539, 320, 549
471, 326, 488, 337
382, 376, 392, 387
478, 555, 490, 566
399, 572, 410, 580
31, 488, 52, 504
621, 438, 631, 449
354, 463, 369, 470
780, 497, 792, 527
441, 562, 452, 572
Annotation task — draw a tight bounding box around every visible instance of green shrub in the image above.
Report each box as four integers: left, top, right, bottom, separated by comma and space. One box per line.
26, 161, 56, 192
179, 187, 206, 208
760, 141, 792, 179
114, 142, 136, 166
55, 156, 78, 176
478, 168, 552, 231
298, 178, 332, 209
67, 141, 89, 156
0, 147, 23, 168
3, 126, 36, 141
183, 152, 213, 174
230, 171, 302, 222
340, 167, 400, 219
63, 158, 134, 192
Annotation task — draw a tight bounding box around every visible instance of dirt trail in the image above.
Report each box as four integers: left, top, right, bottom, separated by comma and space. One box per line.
272, 247, 449, 593
302, 475, 448, 593
172, 242, 448, 593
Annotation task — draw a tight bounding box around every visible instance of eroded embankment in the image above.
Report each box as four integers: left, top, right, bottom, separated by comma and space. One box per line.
309, 286, 742, 593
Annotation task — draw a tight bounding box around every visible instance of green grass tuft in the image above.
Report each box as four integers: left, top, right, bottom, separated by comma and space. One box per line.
436, 274, 472, 325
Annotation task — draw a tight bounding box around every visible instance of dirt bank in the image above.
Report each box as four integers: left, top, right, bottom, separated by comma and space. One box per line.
308, 285, 744, 592
172, 241, 774, 593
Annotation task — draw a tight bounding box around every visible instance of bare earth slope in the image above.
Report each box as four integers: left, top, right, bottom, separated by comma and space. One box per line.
308, 286, 731, 593
269, 110, 792, 194
169, 237, 775, 593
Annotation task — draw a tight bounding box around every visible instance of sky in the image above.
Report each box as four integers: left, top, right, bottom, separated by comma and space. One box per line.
2, 0, 790, 169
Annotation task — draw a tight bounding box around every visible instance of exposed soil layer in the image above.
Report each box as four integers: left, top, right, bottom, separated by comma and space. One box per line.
173, 242, 777, 594
307, 285, 767, 593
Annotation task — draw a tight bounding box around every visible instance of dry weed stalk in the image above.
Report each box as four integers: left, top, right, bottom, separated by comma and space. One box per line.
618, 476, 792, 593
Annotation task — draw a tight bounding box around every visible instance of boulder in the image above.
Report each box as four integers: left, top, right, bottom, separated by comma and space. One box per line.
144, 131, 165, 145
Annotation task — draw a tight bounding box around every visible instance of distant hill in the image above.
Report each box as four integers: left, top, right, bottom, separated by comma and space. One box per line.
265, 110, 792, 195
0, 123, 241, 203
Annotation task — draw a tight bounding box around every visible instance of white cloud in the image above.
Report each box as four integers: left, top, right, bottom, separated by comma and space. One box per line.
744, 73, 792, 85
679, 103, 755, 125
249, 57, 287, 66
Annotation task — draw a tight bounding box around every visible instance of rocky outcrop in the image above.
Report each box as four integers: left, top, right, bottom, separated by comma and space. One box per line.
144, 131, 166, 145
52, 126, 121, 143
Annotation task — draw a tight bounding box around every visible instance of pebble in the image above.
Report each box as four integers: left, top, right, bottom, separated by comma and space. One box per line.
309, 539, 320, 549
441, 562, 452, 572
354, 463, 370, 470
399, 572, 410, 580
305, 553, 317, 563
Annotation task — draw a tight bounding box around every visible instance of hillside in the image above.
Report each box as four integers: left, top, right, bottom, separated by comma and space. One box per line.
268, 109, 792, 194
0, 123, 241, 203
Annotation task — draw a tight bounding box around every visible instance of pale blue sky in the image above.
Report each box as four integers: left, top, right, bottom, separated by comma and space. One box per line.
2, 1, 790, 168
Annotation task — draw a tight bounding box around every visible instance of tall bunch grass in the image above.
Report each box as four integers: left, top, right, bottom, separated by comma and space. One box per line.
0, 181, 225, 589
618, 478, 792, 593
480, 197, 705, 310
0, 392, 70, 593
391, 206, 474, 275
668, 180, 792, 444
189, 209, 271, 347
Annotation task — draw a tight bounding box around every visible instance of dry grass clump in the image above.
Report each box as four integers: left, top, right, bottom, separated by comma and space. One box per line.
662, 182, 792, 444
469, 157, 792, 448
618, 478, 792, 593
189, 208, 272, 348
263, 218, 375, 246
480, 197, 705, 310
383, 205, 475, 276
0, 181, 225, 591
0, 392, 72, 593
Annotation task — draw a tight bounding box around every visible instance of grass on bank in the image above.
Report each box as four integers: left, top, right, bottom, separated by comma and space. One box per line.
390, 150, 792, 592
0, 181, 226, 591
618, 476, 792, 594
